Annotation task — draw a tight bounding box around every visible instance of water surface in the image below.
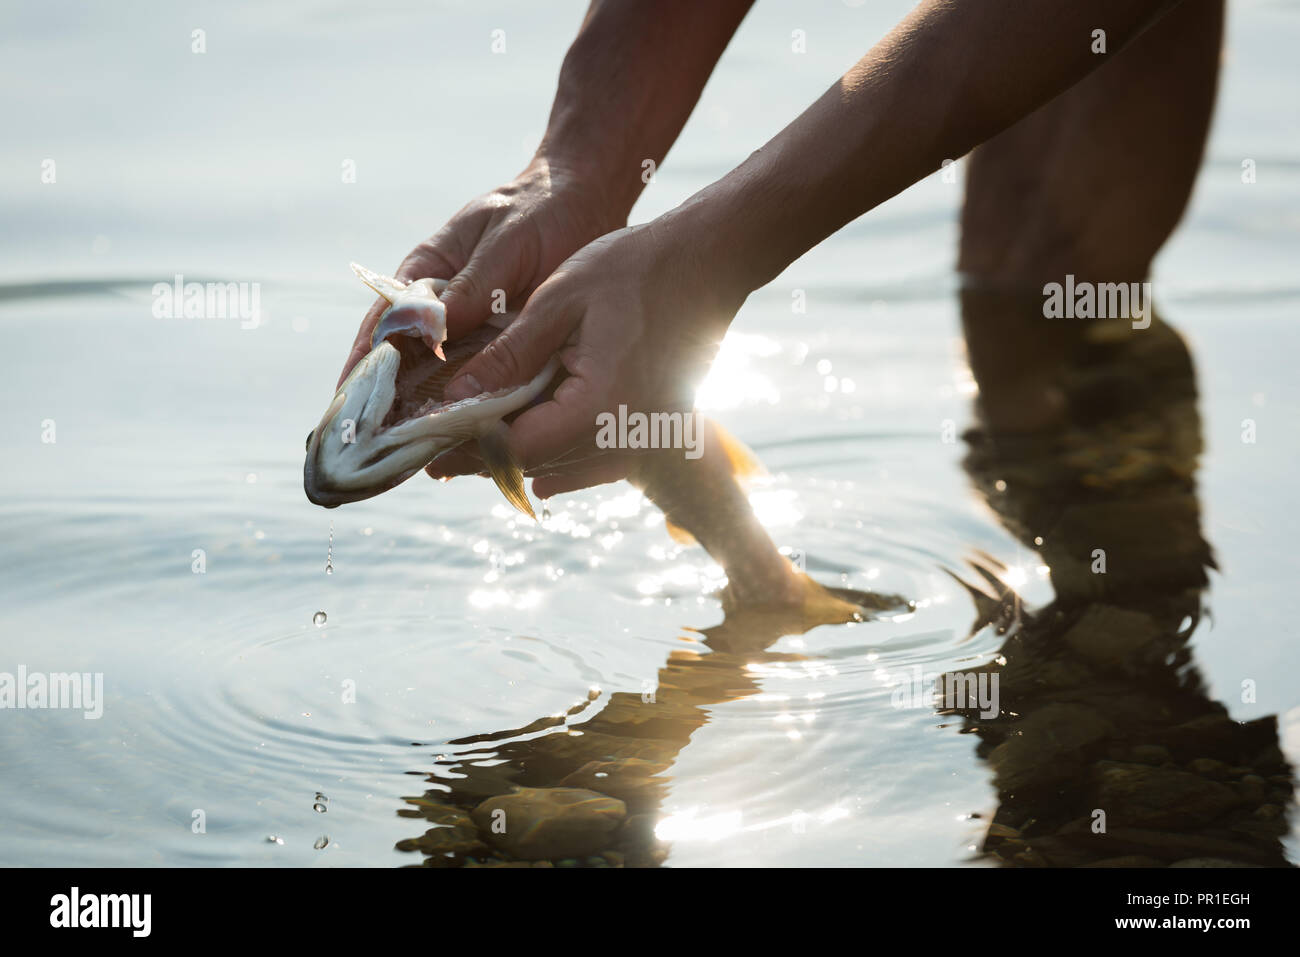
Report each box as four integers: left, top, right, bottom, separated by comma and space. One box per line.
1, 0, 1298, 867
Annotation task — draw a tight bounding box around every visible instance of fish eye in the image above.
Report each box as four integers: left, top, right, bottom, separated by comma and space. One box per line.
305, 430, 315, 451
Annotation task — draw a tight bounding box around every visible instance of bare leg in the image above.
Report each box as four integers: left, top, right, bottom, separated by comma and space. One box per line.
958, 0, 1224, 429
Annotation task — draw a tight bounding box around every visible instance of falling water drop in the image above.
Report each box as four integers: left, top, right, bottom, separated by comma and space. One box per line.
313, 835, 330, 850
325, 521, 334, 575
313, 611, 327, 626
541, 502, 551, 523
313, 792, 329, 813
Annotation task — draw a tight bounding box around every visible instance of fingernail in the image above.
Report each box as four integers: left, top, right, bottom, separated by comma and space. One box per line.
446, 373, 482, 401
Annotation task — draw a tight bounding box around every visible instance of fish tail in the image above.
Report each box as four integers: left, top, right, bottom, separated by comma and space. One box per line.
662, 419, 766, 545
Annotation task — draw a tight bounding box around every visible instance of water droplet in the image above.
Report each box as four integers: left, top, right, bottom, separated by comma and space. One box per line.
313, 611, 327, 626
313, 792, 328, 812
325, 521, 334, 575
313, 835, 330, 850
325, 564, 333, 575
541, 503, 551, 522
266, 835, 284, 845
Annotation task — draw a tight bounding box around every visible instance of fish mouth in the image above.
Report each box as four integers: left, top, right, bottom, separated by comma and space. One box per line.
303, 338, 465, 508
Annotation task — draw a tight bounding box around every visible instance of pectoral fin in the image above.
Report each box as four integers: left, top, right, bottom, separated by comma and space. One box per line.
478, 421, 535, 520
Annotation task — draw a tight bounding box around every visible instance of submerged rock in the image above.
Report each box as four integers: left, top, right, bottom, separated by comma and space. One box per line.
1093, 761, 1240, 829
1128, 744, 1172, 766
1236, 775, 1269, 802
1186, 757, 1231, 780
559, 757, 668, 811
986, 703, 1114, 792
471, 787, 627, 861
1061, 605, 1163, 671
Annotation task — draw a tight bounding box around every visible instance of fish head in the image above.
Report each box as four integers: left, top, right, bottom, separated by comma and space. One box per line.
303, 339, 471, 508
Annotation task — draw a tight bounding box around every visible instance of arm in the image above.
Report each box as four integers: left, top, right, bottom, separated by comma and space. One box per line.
433, 0, 1186, 493
671, 0, 1181, 299
338, 0, 753, 385
540, 0, 756, 219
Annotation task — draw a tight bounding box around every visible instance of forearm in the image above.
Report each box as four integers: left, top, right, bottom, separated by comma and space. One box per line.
539, 0, 755, 218
667, 0, 1180, 297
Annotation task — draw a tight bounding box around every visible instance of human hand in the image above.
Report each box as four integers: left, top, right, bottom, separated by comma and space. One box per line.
337, 158, 625, 387
425, 216, 747, 497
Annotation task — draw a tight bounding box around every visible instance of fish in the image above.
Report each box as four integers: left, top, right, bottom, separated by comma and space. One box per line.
303, 263, 558, 516
625, 419, 877, 625
305, 263, 879, 625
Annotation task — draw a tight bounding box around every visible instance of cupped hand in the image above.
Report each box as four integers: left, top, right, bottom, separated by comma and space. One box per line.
337, 159, 624, 387
425, 219, 746, 497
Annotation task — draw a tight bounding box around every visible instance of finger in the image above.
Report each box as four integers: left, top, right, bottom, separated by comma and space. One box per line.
443, 281, 581, 401
438, 241, 524, 340
495, 374, 606, 472
531, 456, 634, 498
424, 447, 483, 479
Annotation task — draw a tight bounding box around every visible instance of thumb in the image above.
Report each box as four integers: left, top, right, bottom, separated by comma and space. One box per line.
444, 285, 578, 401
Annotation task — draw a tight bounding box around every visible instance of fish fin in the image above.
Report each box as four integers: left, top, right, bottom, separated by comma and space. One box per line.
663, 518, 697, 546
350, 262, 407, 304
794, 573, 868, 626
477, 421, 535, 520
711, 419, 767, 482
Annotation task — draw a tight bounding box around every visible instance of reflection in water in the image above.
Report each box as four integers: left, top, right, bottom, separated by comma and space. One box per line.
398, 587, 904, 867
947, 289, 1294, 867
395, 421, 910, 867
393, 292, 1294, 868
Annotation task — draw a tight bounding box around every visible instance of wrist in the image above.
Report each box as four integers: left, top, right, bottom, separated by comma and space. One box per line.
533, 128, 644, 229
642, 206, 748, 339
655, 183, 767, 312
511, 153, 630, 244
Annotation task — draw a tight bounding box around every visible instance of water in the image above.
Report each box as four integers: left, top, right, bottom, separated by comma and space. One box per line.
1, 0, 1298, 867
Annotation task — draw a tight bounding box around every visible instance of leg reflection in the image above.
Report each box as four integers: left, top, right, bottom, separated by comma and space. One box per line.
948, 289, 1293, 867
